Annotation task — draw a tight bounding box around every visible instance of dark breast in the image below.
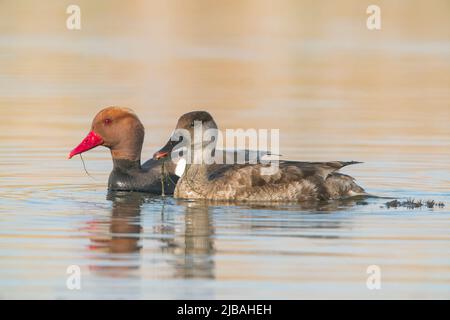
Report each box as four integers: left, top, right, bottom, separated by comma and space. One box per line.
108, 159, 178, 194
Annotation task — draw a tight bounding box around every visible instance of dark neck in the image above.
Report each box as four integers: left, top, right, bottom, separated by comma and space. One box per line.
108, 158, 143, 192
112, 158, 142, 173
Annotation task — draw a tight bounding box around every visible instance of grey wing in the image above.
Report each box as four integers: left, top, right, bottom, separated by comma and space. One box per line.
279, 160, 363, 180
215, 149, 281, 164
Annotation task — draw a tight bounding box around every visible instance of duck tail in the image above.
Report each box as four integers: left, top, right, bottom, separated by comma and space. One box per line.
325, 172, 368, 199
339, 161, 363, 168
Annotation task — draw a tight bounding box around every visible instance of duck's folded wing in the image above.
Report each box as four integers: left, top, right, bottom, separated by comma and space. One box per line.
204, 160, 366, 200
216, 149, 281, 163
241, 160, 360, 182
280, 161, 367, 198
286, 161, 363, 180
207, 160, 362, 184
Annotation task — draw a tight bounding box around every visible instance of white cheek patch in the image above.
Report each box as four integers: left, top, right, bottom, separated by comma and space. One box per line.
175, 158, 187, 177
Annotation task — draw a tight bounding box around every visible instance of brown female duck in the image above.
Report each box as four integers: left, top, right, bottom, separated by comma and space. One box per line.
154, 111, 367, 201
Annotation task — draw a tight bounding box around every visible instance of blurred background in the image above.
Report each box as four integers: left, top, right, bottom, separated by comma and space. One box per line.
1, 0, 449, 192
0, 0, 449, 299
0, 0, 449, 192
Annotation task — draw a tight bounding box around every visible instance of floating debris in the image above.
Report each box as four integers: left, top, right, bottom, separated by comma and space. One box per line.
79, 154, 96, 181
385, 199, 445, 209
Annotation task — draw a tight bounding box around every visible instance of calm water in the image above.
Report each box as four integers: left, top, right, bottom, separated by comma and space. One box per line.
1, 1, 450, 299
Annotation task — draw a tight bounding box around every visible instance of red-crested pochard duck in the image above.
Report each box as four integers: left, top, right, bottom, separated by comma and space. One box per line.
154, 111, 368, 201
69, 107, 178, 193
69, 107, 273, 194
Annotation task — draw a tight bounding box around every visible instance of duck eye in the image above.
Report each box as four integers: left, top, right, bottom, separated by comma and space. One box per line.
104, 118, 112, 125
190, 121, 196, 128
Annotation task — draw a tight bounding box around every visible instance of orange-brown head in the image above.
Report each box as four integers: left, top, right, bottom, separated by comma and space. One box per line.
68, 107, 144, 161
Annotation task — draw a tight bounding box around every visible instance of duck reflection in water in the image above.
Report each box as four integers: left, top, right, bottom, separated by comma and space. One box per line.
86, 191, 144, 277
86, 191, 215, 280
85, 191, 365, 279
167, 201, 215, 279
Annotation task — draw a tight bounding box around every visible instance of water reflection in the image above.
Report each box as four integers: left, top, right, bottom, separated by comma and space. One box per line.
182, 196, 370, 212
174, 202, 215, 279
86, 193, 368, 279
86, 191, 215, 280
154, 200, 215, 279
86, 191, 144, 277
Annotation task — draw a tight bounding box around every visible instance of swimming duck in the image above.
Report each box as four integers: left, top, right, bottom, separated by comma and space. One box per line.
68, 107, 177, 193
154, 111, 367, 201
68, 107, 272, 194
